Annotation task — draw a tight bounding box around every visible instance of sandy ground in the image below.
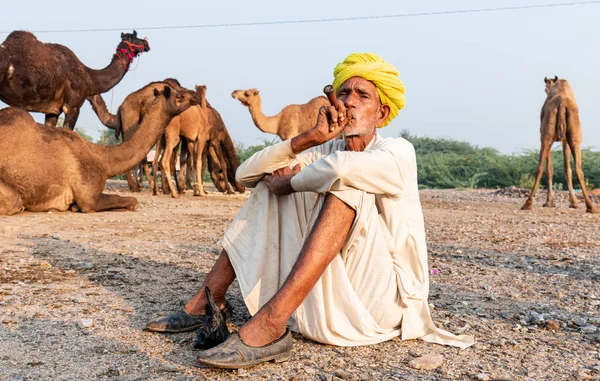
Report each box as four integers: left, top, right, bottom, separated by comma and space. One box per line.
1, 182, 599, 381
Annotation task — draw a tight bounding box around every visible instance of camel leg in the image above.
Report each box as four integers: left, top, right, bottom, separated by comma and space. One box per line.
152, 136, 164, 196
543, 148, 554, 207
522, 140, 552, 210
177, 138, 187, 193
186, 142, 195, 191
143, 159, 155, 190
193, 140, 207, 197
171, 142, 181, 193
44, 114, 59, 128
211, 144, 234, 194
570, 142, 598, 213
62, 106, 80, 131
77, 193, 139, 213
125, 171, 141, 192
161, 135, 181, 198
0, 180, 24, 215
562, 141, 579, 208
179, 140, 195, 194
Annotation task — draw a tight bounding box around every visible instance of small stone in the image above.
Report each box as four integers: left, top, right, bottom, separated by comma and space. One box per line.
581, 325, 598, 334
237, 368, 249, 377
526, 311, 545, 325
81, 262, 93, 269
546, 320, 560, 331
39, 262, 52, 269
473, 374, 490, 381
79, 319, 93, 328
575, 318, 587, 327
52, 235, 60, 240
333, 371, 356, 380
408, 353, 444, 370
157, 364, 179, 373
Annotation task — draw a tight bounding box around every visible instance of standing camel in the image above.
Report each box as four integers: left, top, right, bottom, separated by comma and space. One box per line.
521, 77, 597, 213
0, 30, 149, 130
156, 85, 211, 198
231, 88, 329, 140
0, 86, 200, 215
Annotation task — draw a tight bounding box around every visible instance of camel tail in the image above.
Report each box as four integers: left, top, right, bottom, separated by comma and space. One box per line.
556, 102, 566, 141
87, 94, 121, 136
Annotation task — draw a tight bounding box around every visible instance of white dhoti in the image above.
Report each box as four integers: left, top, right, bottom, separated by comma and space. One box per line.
223, 182, 404, 346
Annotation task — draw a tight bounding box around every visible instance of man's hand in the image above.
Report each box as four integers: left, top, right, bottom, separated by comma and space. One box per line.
262, 164, 301, 196
291, 104, 349, 154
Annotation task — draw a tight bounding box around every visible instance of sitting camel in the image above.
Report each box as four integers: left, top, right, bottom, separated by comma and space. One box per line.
231, 88, 329, 140
0, 86, 200, 215
521, 76, 597, 213
87, 78, 184, 192
0, 30, 149, 130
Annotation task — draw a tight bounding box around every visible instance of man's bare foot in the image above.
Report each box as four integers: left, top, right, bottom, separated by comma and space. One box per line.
238, 314, 287, 347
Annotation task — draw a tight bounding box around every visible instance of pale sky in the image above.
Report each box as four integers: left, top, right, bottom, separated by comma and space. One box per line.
1, 1, 599, 154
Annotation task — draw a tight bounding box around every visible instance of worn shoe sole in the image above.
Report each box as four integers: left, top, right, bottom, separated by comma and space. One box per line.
197, 351, 291, 369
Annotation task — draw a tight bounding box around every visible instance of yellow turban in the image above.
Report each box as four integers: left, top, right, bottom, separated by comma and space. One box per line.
332, 53, 405, 127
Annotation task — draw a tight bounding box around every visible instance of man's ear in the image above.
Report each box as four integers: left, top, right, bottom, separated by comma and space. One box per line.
376, 104, 391, 127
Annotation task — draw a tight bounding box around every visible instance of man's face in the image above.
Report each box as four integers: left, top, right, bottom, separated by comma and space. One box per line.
336, 77, 382, 137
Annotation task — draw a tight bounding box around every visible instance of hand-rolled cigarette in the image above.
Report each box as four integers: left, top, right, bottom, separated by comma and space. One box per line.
323, 85, 344, 132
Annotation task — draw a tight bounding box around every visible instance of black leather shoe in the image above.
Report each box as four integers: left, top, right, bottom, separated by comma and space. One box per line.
146, 301, 233, 333
197, 329, 292, 369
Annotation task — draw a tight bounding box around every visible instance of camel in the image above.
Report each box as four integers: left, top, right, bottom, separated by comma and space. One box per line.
205, 102, 245, 194
231, 88, 329, 140
0, 30, 149, 130
154, 86, 245, 197
0, 85, 200, 215
156, 85, 211, 198
89, 82, 244, 196
521, 77, 598, 213
87, 78, 184, 192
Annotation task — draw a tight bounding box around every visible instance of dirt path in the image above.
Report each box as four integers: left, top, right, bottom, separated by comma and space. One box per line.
1, 183, 599, 380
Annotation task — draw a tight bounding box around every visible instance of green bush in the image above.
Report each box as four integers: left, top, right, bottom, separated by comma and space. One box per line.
401, 131, 599, 189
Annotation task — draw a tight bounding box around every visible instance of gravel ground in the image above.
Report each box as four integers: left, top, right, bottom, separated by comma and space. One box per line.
1, 182, 599, 381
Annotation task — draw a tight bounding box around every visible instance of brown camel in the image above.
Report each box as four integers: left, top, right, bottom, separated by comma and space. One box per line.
231, 88, 329, 140
205, 101, 245, 194
0, 30, 149, 130
521, 77, 598, 213
0, 86, 199, 215
87, 78, 184, 192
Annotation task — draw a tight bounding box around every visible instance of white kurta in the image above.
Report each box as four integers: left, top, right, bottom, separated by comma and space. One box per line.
222, 134, 474, 349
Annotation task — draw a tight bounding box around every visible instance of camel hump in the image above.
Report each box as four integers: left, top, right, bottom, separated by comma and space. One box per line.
4, 30, 38, 44
556, 101, 567, 141
0, 107, 33, 126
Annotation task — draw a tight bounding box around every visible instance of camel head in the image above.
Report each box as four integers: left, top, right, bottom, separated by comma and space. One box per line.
119, 30, 150, 57
195, 84, 207, 99
544, 76, 558, 95
153, 85, 202, 118
231, 88, 260, 107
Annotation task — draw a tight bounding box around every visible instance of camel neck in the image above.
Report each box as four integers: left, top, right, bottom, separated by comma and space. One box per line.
86, 54, 129, 94
248, 98, 280, 135
90, 99, 172, 177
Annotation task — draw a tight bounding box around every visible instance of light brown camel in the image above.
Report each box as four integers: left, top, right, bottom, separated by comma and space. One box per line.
87, 78, 184, 192
0, 86, 200, 215
154, 87, 245, 197
0, 30, 149, 130
231, 88, 329, 140
521, 77, 598, 213
155, 85, 211, 198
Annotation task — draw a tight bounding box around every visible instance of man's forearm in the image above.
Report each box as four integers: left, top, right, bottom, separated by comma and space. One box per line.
290, 128, 319, 155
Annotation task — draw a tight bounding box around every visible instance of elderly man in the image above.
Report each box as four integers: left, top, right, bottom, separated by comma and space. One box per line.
146, 53, 474, 368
